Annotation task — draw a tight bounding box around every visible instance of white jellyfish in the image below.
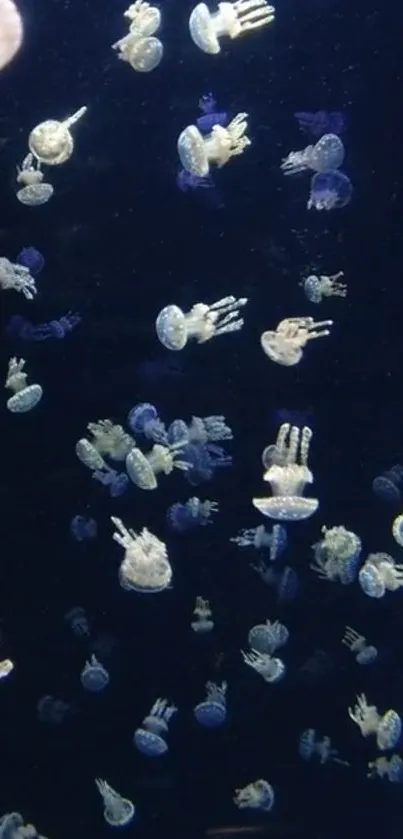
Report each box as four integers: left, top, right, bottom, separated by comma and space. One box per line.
299, 728, 349, 766
392, 513, 403, 546
16, 153, 54, 206
0, 256, 37, 299
260, 316, 333, 367
241, 649, 285, 683
234, 779, 275, 811
281, 134, 344, 176
178, 114, 250, 177
341, 626, 378, 665
126, 442, 190, 489
230, 523, 287, 561
348, 694, 401, 750
310, 525, 362, 585
112, 1, 163, 71
191, 596, 214, 633
80, 655, 110, 692
248, 619, 289, 655
95, 779, 135, 827
189, 0, 274, 53
302, 272, 347, 304
188, 414, 233, 442
134, 698, 177, 756
0, 0, 23, 71
253, 423, 318, 521
367, 755, 403, 783
0, 658, 14, 680
111, 516, 172, 593
156, 295, 248, 350
87, 419, 135, 461
76, 438, 108, 471
193, 681, 227, 727
373, 465, 403, 505
28, 106, 87, 166
358, 552, 403, 598
5, 357, 42, 412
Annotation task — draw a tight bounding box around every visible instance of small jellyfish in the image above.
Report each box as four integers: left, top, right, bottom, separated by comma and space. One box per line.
111, 516, 173, 593
358, 552, 403, 598
231, 523, 287, 562
76, 438, 107, 471
0, 256, 37, 299
248, 619, 289, 656
6, 312, 81, 341
191, 596, 214, 633
234, 779, 275, 811
197, 93, 228, 133
373, 465, 403, 505
189, 0, 275, 54
16, 153, 54, 205
178, 114, 250, 177
127, 402, 167, 443
392, 514, 403, 546
368, 755, 403, 783
294, 110, 345, 138
310, 525, 362, 585
126, 442, 190, 490
253, 424, 318, 521
188, 415, 233, 443
5, 356, 42, 412
341, 626, 377, 665
0, 0, 23, 71
181, 441, 232, 485
93, 467, 130, 497
308, 170, 352, 211
16, 246, 45, 275
193, 681, 227, 727
65, 606, 90, 637
134, 698, 177, 756
29, 106, 88, 165
156, 295, 248, 350
37, 694, 71, 724
87, 419, 135, 461
261, 316, 332, 367
70, 515, 97, 541
303, 272, 347, 304
0, 658, 14, 680
112, 2, 163, 71
241, 649, 285, 683
281, 134, 344, 176
95, 778, 135, 827
167, 497, 218, 532
299, 728, 349, 765
348, 693, 401, 750
80, 654, 110, 692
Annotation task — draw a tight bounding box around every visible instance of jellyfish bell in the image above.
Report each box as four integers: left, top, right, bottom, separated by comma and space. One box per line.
156, 304, 188, 350
28, 106, 87, 166
123, 35, 163, 71
193, 699, 226, 727
16, 183, 54, 206
178, 125, 209, 177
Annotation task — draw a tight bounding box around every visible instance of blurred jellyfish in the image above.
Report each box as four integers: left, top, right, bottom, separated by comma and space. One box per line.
92, 467, 130, 497
197, 93, 228, 133
234, 779, 275, 811
134, 698, 177, 756
341, 626, 378, 665
70, 515, 97, 541
80, 655, 110, 692
310, 525, 362, 585
111, 516, 172, 593
37, 694, 71, 724
308, 170, 352, 210
127, 402, 167, 443
167, 497, 219, 532
231, 523, 287, 562
65, 606, 90, 637
16, 246, 45, 275
358, 552, 403, 598
181, 441, 232, 485
191, 596, 214, 633
250, 559, 299, 604
5, 356, 42, 412
193, 681, 227, 727
299, 728, 349, 765
348, 694, 401, 750
6, 312, 81, 341
177, 115, 250, 177
241, 649, 285, 683
393, 514, 403, 546
0, 0, 23, 70
0, 256, 37, 299
368, 755, 403, 783
95, 779, 136, 827
87, 419, 134, 462
372, 465, 403, 505
294, 111, 345, 138
0, 813, 46, 839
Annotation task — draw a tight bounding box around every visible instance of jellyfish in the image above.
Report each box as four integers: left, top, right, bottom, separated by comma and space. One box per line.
111, 516, 172, 593
281, 134, 345, 176
253, 424, 318, 521
176, 168, 224, 209
368, 755, 403, 783
308, 170, 352, 210
294, 110, 345, 138
28, 106, 87, 166
181, 441, 232, 485
156, 295, 248, 350
87, 419, 135, 461
250, 561, 299, 604
303, 272, 347, 304
373, 465, 403, 505
70, 515, 97, 541
193, 681, 227, 727
95, 779, 135, 827
167, 497, 219, 532
260, 316, 333, 367
178, 114, 251, 177
189, 415, 233, 443
6, 312, 81, 341
348, 694, 401, 750
188, 0, 275, 54
0, 814, 47, 839
248, 619, 289, 655
0, 659, 14, 680
299, 729, 349, 765
127, 402, 167, 443
392, 514, 403, 546
234, 780, 275, 812
191, 596, 214, 633
359, 552, 403, 598
310, 525, 362, 584
241, 649, 285, 683
126, 442, 190, 490
65, 607, 90, 637
112, 1, 163, 71
80, 655, 110, 692
197, 93, 228, 133
37, 695, 71, 724
231, 523, 287, 561
16, 246, 45, 274
93, 467, 130, 497
16, 153, 54, 205
0, 0, 23, 70
341, 626, 378, 665
0, 256, 37, 299
76, 438, 108, 472
5, 357, 42, 412
134, 698, 177, 756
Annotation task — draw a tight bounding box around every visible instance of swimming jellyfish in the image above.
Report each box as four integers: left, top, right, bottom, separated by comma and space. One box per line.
80, 655, 110, 692
248, 619, 289, 655
253, 424, 318, 521
0, 256, 37, 299
230, 523, 287, 561
341, 626, 378, 665
156, 295, 247, 350
65, 606, 90, 637
167, 497, 219, 532
348, 694, 401, 750
299, 729, 349, 765
16, 153, 54, 206
95, 778, 135, 827
372, 465, 403, 505
241, 649, 285, 683
358, 552, 403, 598
6, 312, 81, 341
281, 134, 345, 176
112, 1, 163, 72
189, 0, 275, 54
234, 779, 275, 811
193, 681, 227, 727
28, 106, 87, 166
302, 272, 347, 304
191, 596, 214, 633
127, 402, 167, 443
307, 170, 352, 211
111, 516, 173, 593
310, 525, 362, 585
178, 114, 250, 177
16, 246, 45, 274
5, 357, 43, 412
260, 316, 333, 366
134, 698, 177, 756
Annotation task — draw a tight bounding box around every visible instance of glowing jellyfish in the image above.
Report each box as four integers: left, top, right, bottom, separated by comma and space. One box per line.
368, 755, 403, 783
87, 419, 134, 462
111, 516, 172, 593
178, 114, 250, 177
299, 729, 349, 765
167, 497, 218, 532
392, 514, 403, 546
112, 1, 163, 71
234, 779, 275, 811
0, 256, 37, 299
156, 295, 248, 350
189, 0, 274, 54
194, 681, 227, 727
76, 438, 107, 471
248, 619, 289, 655
197, 93, 228, 133
95, 779, 135, 827
70, 515, 97, 541
124, 0, 162, 34
341, 626, 377, 665
16, 151, 54, 205
303, 272, 347, 304
253, 423, 318, 521
191, 596, 214, 633
231, 523, 287, 561
93, 467, 130, 497
0, 0, 23, 70
127, 402, 167, 443
5, 357, 42, 412
28, 106, 87, 166
348, 693, 401, 750
134, 698, 177, 756
310, 525, 362, 584
0, 659, 14, 680
260, 316, 332, 367
65, 606, 90, 637
80, 655, 110, 692
358, 552, 403, 598
308, 170, 352, 211
373, 465, 403, 505
241, 649, 285, 683
281, 134, 344, 176
126, 442, 190, 490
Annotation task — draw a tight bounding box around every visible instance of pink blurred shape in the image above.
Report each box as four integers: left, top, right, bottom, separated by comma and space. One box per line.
0, 0, 23, 70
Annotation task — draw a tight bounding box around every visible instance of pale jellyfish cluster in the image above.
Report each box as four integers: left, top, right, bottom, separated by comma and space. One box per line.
281, 133, 345, 177
310, 525, 362, 585
230, 523, 287, 561
372, 464, 403, 505
193, 681, 227, 727
156, 295, 248, 350
0, 256, 37, 299
112, 1, 163, 72
241, 648, 285, 683
80, 655, 110, 692
348, 694, 401, 750
248, 619, 289, 656
358, 552, 403, 598
111, 515, 172, 594
367, 755, 403, 783
233, 779, 275, 811
189, 0, 275, 54
167, 497, 219, 532
191, 596, 214, 633
134, 698, 177, 756
126, 441, 190, 490
5, 357, 43, 413
260, 316, 333, 367
95, 779, 135, 827
0, 0, 23, 70
75, 419, 133, 496
177, 115, 251, 177
253, 423, 318, 521
28, 106, 87, 166
299, 729, 349, 766
302, 272, 347, 304
16, 153, 54, 206
341, 626, 378, 665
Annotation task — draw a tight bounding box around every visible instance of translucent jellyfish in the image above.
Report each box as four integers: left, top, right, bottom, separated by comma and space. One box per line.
299, 729, 349, 765
16, 245, 45, 274
0, 658, 14, 680
70, 515, 97, 541
281, 134, 344, 176
65, 606, 90, 637
87, 419, 134, 462
0, 0, 23, 70
167, 497, 219, 532
358, 552, 403, 598
341, 626, 378, 665
37, 694, 71, 724
241, 649, 285, 683
16, 153, 53, 205
28, 106, 87, 166
310, 525, 362, 585
127, 402, 166, 443
248, 619, 289, 655
126, 442, 190, 490
5, 357, 42, 412
260, 316, 333, 367
177, 168, 214, 192
294, 110, 345, 138
111, 516, 172, 593
367, 755, 403, 783
250, 559, 299, 603
76, 438, 107, 471
197, 93, 228, 133
253, 424, 318, 521
189, 0, 275, 54
303, 272, 347, 304
348, 694, 401, 750
6, 312, 81, 341
156, 296, 248, 350
188, 415, 233, 443
80, 655, 110, 692
93, 467, 130, 497
373, 465, 403, 505
181, 441, 232, 485
191, 596, 214, 633
194, 681, 227, 727
134, 698, 177, 756
112, 1, 163, 71
392, 514, 403, 546
124, 0, 162, 35
234, 779, 275, 811
178, 114, 250, 177
231, 523, 287, 561
308, 170, 352, 211
95, 779, 135, 827
0, 256, 37, 299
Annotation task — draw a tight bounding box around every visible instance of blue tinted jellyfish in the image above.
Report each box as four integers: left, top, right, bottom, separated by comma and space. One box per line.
182, 441, 232, 485
358, 553, 403, 598
70, 515, 97, 541
197, 93, 228, 134
248, 620, 289, 655
308, 170, 352, 210
37, 694, 71, 724
231, 523, 287, 562
16, 246, 45, 275
299, 729, 349, 765
348, 694, 401, 751
134, 698, 177, 756
373, 465, 403, 505
127, 402, 167, 444
65, 606, 90, 637
251, 559, 299, 604
80, 654, 110, 692
95, 779, 136, 827
234, 780, 275, 811
167, 497, 219, 532
92, 467, 130, 497
176, 168, 224, 209
393, 514, 403, 546
6, 312, 81, 341
241, 649, 286, 684
368, 755, 403, 783
281, 134, 344, 176
193, 681, 227, 727
294, 110, 345, 138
